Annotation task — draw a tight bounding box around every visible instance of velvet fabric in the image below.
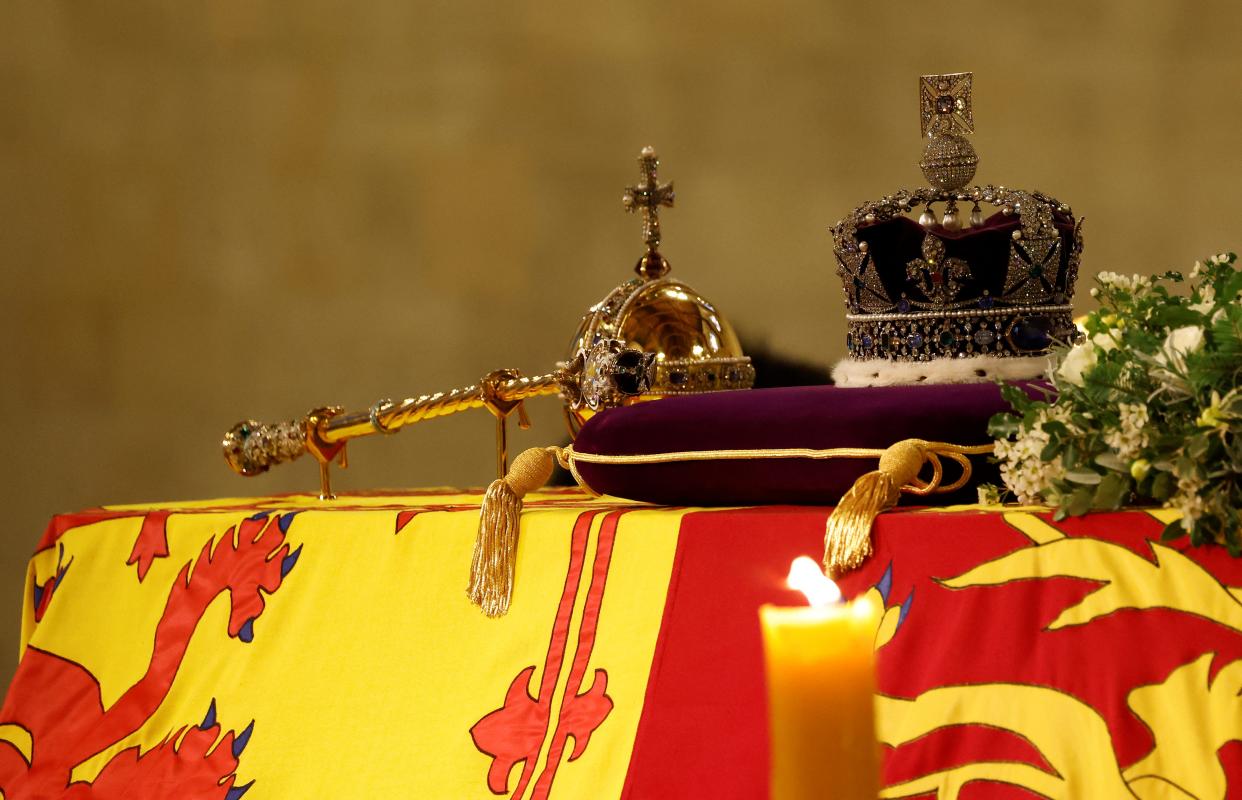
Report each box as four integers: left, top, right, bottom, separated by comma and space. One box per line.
853, 211, 1077, 311
573, 384, 1024, 506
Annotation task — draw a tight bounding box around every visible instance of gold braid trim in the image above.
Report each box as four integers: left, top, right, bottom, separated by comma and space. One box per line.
559, 445, 890, 464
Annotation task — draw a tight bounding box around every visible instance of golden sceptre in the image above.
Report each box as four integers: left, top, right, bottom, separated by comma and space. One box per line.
223, 147, 756, 500
222, 340, 656, 499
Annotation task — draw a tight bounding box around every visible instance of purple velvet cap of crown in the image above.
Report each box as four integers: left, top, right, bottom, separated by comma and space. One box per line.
853, 211, 1077, 313
572, 383, 1041, 507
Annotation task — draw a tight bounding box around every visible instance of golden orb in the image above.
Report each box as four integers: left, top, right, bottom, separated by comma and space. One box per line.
563, 274, 754, 431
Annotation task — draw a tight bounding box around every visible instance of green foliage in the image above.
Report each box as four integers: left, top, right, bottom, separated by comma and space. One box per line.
990, 254, 1242, 553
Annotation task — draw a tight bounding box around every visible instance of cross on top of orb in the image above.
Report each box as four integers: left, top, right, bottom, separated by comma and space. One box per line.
622, 146, 675, 278
919, 72, 974, 138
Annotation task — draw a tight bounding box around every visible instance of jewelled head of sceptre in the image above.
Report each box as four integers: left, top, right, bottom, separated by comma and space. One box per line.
829, 72, 1083, 387
562, 146, 755, 432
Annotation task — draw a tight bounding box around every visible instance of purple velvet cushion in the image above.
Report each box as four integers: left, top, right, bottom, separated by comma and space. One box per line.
572, 384, 1016, 506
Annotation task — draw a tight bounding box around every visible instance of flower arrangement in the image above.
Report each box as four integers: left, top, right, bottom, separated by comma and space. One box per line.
986, 253, 1242, 554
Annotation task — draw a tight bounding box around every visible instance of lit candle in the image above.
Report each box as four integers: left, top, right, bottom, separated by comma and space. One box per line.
759, 557, 881, 800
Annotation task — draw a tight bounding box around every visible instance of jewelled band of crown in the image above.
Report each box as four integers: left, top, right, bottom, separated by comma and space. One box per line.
844, 306, 1077, 362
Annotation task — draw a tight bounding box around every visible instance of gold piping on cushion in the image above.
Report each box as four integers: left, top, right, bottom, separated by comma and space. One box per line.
468, 440, 993, 617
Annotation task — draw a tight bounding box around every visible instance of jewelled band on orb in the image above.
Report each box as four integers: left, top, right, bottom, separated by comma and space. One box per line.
653, 357, 756, 394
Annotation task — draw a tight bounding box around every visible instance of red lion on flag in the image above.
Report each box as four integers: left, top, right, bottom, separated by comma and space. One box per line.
0, 513, 300, 799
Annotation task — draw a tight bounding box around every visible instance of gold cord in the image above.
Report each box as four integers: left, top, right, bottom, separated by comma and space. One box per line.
561, 445, 888, 464
467, 447, 558, 618
557, 441, 991, 496
822, 439, 994, 577
471, 439, 994, 617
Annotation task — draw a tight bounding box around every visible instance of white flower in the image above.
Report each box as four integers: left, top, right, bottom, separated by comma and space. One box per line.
1103, 402, 1149, 461
994, 408, 1069, 505
1057, 342, 1097, 387
1097, 271, 1125, 289
1172, 474, 1207, 532
1189, 284, 1216, 315
1150, 326, 1203, 396
1189, 260, 1205, 279
1157, 325, 1205, 369
1096, 271, 1151, 294
1091, 330, 1120, 352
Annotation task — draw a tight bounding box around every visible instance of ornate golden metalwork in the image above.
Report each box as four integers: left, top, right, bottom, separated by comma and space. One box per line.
829, 74, 1082, 369
919, 72, 978, 192
303, 406, 346, 499
479, 368, 534, 478
622, 146, 675, 279
905, 235, 970, 307
564, 147, 755, 433
222, 146, 754, 493
222, 340, 656, 487
919, 72, 973, 137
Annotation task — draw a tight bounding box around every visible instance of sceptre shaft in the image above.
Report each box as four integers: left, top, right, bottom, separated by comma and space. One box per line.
222, 340, 656, 498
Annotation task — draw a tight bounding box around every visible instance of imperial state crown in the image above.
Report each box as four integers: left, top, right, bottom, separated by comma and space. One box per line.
562, 146, 755, 432
830, 72, 1083, 387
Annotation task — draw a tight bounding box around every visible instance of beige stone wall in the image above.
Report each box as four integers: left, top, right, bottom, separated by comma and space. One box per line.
3, 0, 1242, 685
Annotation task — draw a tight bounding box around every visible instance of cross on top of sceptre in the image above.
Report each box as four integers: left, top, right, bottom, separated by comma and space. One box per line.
622, 146, 675, 256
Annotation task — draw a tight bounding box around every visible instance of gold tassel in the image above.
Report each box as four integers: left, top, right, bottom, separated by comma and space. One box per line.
823, 439, 929, 578
468, 446, 557, 617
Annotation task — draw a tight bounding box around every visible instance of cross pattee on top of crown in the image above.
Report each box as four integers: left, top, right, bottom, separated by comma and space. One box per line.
919, 72, 974, 138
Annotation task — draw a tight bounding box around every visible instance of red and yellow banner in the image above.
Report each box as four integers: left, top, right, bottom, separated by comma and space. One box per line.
1, 492, 1240, 797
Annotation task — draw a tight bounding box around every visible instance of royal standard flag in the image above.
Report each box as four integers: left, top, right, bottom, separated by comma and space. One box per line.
1, 491, 1240, 797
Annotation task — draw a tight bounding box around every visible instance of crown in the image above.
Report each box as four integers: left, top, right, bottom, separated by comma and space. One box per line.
829, 72, 1083, 386
563, 147, 755, 431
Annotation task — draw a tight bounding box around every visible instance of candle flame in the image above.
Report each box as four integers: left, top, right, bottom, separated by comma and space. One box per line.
786, 556, 842, 607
